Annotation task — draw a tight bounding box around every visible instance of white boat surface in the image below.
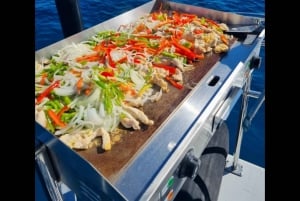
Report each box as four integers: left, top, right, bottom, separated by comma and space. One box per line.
218, 154, 265, 201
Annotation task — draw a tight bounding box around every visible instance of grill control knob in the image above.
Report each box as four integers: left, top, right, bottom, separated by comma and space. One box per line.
177, 150, 200, 179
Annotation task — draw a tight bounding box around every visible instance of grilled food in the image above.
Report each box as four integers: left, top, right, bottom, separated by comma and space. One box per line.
35, 11, 232, 151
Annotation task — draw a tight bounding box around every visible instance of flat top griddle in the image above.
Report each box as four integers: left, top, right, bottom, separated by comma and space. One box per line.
35, 1, 264, 200
77, 53, 225, 182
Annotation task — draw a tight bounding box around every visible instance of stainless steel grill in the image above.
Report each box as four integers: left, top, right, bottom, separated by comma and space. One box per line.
35, 1, 265, 200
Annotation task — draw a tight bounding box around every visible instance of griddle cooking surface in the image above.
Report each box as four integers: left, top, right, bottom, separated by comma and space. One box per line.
77, 53, 223, 182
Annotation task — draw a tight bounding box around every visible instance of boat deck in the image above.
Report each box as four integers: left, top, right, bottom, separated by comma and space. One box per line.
217, 154, 265, 201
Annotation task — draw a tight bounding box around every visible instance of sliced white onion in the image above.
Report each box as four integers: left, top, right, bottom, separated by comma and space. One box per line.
35, 61, 44, 75
98, 102, 106, 118
100, 105, 121, 132
70, 105, 85, 126
85, 107, 103, 126
110, 48, 127, 62
76, 87, 101, 107
130, 69, 145, 90
54, 87, 76, 96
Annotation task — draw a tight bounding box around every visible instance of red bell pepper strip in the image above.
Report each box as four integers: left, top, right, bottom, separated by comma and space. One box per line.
152, 63, 176, 75
165, 76, 183, 90
133, 34, 161, 39
69, 69, 82, 76
57, 105, 69, 119
171, 38, 197, 60
155, 39, 169, 55
106, 48, 116, 68
206, 19, 220, 28
134, 58, 142, 64
76, 52, 100, 63
101, 71, 115, 77
116, 56, 127, 64
172, 37, 205, 60
36, 80, 60, 104
172, 11, 181, 25
220, 34, 229, 45
84, 84, 93, 96
39, 73, 48, 85
193, 29, 204, 35
119, 83, 136, 96
47, 109, 66, 128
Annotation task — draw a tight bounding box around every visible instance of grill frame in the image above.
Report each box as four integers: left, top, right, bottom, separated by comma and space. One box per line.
35, 1, 265, 200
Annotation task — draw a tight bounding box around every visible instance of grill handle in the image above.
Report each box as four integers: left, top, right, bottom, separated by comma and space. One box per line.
210, 61, 246, 133
212, 87, 242, 131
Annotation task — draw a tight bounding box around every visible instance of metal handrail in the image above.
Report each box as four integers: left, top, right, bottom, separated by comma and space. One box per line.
231, 87, 265, 176
231, 49, 265, 176
243, 90, 265, 132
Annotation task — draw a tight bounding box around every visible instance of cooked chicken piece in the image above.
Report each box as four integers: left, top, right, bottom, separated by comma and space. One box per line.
192, 21, 213, 33
59, 127, 112, 151
124, 96, 145, 107
151, 73, 169, 92
122, 104, 154, 126
59, 129, 97, 149
135, 65, 147, 77
149, 89, 163, 102
172, 69, 183, 82
183, 31, 195, 42
35, 61, 43, 75
153, 67, 169, 77
194, 39, 212, 53
170, 57, 185, 72
95, 127, 111, 151
120, 112, 141, 130
35, 109, 47, 128
218, 23, 229, 31
214, 43, 229, 53
35, 58, 51, 73
200, 32, 219, 47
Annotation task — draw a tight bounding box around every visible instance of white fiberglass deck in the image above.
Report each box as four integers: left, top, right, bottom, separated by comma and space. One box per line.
217, 154, 265, 201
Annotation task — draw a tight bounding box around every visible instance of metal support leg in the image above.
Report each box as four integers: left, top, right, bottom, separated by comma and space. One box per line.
231, 75, 251, 176
243, 89, 265, 132
231, 75, 265, 176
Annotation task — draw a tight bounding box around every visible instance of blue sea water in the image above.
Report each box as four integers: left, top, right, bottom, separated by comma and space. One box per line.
35, 0, 265, 167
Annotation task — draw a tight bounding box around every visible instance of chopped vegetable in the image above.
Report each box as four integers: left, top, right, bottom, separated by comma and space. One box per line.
36, 80, 60, 104
35, 11, 231, 151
